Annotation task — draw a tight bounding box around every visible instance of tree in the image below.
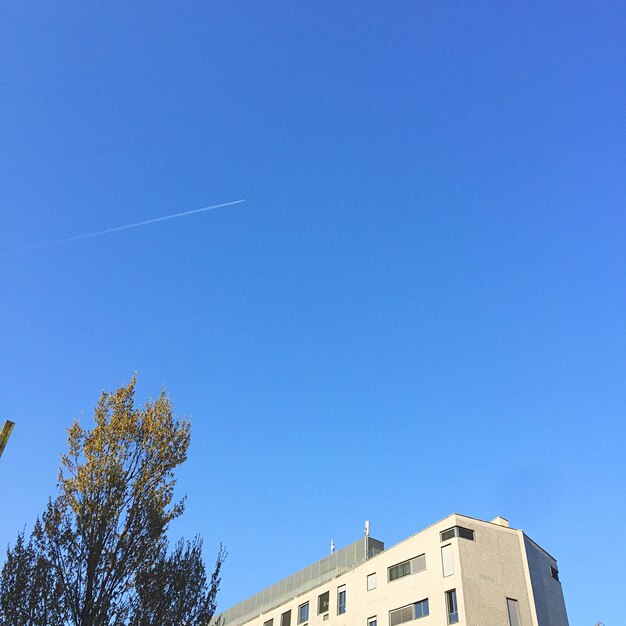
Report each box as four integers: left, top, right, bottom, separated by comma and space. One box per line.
0, 376, 224, 626
0, 530, 64, 626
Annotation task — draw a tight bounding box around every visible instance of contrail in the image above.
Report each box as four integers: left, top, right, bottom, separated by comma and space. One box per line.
5, 199, 245, 255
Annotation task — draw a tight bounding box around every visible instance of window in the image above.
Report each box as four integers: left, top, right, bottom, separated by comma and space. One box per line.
298, 603, 309, 624
445, 590, 458, 624
281, 610, 292, 626
389, 604, 413, 626
388, 555, 426, 582
264, 620, 273, 626
337, 585, 346, 615
458, 526, 474, 540
440, 526, 475, 542
368, 617, 377, 626
551, 566, 560, 582
367, 573, 377, 591
389, 560, 411, 581
414, 600, 429, 619
441, 544, 454, 577
318, 591, 329, 615
389, 600, 429, 626
507, 598, 521, 626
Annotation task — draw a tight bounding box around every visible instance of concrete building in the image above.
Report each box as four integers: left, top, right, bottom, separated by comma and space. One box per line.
220, 513, 569, 626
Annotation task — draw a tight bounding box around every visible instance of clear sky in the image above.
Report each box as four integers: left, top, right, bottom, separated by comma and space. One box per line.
1, 2, 624, 624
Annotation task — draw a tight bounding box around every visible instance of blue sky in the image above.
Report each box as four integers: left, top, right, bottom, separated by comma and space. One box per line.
0, 2, 624, 624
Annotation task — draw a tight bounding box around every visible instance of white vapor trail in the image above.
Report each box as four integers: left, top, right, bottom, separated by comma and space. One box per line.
6, 199, 246, 255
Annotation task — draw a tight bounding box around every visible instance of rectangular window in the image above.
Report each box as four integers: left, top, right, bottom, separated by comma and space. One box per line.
414, 599, 429, 619
388, 554, 426, 581
440, 526, 475, 542
441, 544, 454, 577
551, 566, 560, 582
389, 600, 429, 626
318, 591, 329, 615
367, 572, 377, 590
389, 605, 413, 626
458, 526, 474, 540
298, 603, 309, 624
337, 585, 346, 615
264, 620, 274, 626
389, 560, 411, 581
445, 590, 458, 624
368, 617, 377, 626
411, 554, 426, 573
281, 610, 292, 626
507, 598, 521, 626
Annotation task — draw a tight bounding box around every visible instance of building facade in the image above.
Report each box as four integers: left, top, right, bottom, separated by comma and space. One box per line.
219, 514, 569, 626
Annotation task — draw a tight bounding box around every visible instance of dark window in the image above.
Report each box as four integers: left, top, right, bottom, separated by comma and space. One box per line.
551, 566, 560, 582
281, 610, 292, 626
440, 526, 475, 542
298, 603, 309, 624
264, 620, 273, 626
337, 586, 346, 615
318, 591, 329, 614
368, 618, 377, 626
445, 590, 458, 624
458, 527, 474, 540
388, 555, 425, 582
389, 560, 411, 581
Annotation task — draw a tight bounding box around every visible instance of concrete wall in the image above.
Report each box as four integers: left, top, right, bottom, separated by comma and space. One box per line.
455, 516, 536, 626
523, 536, 569, 626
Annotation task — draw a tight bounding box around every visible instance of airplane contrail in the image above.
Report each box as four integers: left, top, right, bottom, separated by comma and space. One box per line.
5, 199, 245, 255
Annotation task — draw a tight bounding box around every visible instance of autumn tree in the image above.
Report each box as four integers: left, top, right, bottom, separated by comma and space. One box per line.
0, 376, 224, 626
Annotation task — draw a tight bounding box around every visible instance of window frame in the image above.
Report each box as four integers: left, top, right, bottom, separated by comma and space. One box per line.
298, 602, 309, 625
367, 572, 377, 591
281, 610, 292, 626
337, 585, 346, 615
506, 598, 521, 626
388, 559, 411, 581
387, 554, 425, 582
389, 599, 429, 626
414, 599, 429, 620
389, 604, 414, 626
440, 526, 475, 542
445, 589, 459, 625
441, 543, 454, 577
317, 591, 330, 615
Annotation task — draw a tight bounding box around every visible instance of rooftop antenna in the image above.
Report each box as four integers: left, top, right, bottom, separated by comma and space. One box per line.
364, 520, 370, 536
330, 539, 335, 554
0, 421, 15, 459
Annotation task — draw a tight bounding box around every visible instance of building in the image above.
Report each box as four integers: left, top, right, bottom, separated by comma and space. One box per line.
219, 513, 569, 626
